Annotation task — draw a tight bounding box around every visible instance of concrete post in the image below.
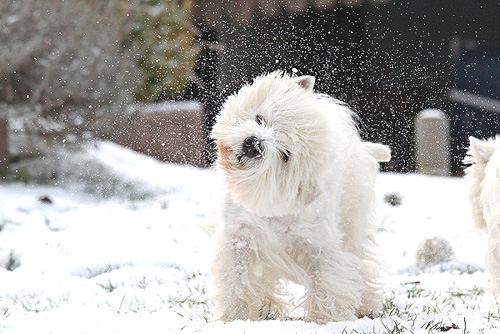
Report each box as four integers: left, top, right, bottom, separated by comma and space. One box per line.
415, 109, 450, 176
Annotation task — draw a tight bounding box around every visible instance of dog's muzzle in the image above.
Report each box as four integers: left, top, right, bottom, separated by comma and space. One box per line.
239, 136, 264, 161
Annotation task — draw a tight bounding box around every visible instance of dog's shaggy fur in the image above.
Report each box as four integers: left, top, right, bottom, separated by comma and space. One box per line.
464, 135, 500, 292
210, 71, 391, 323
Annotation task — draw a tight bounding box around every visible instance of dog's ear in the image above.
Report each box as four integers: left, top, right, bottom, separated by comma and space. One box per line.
293, 75, 315, 91
467, 136, 496, 164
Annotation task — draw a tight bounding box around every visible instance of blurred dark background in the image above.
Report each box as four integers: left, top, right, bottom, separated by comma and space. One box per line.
191, 0, 500, 172
2, 0, 500, 177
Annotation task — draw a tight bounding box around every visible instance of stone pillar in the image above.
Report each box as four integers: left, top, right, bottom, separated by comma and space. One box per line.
0, 117, 9, 176
415, 109, 450, 176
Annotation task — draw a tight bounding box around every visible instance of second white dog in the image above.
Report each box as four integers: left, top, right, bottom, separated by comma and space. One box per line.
210, 71, 390, 323
465, 135, 500, 292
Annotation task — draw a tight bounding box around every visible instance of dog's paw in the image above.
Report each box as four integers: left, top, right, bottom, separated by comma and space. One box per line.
258, 296, 291, 320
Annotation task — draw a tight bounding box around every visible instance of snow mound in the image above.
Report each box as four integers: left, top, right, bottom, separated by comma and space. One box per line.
416, 236, 456, 269
10, 141, 204, 200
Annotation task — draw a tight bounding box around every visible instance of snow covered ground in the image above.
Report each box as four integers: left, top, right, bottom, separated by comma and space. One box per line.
1, 141, 499, 333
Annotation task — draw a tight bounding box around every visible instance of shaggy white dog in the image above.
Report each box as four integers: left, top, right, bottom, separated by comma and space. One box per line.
210, 71, 390, 323
464, 135, 500, 292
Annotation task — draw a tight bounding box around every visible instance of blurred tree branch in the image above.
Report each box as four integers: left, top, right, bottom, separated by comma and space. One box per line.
0, 0, 200, 176
0, 0, 141, 160
0, 1, 139, 111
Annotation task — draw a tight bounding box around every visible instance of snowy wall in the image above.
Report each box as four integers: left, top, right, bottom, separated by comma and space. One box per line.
118, 101, 207, 168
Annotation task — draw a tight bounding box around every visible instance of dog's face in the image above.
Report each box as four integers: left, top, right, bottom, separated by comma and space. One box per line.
212, 71, 337, 217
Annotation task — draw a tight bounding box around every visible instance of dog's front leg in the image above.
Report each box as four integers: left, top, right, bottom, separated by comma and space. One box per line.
486, 234, 500, 293
299, 241, 363, 323
211, 222, 288, 321
211, 229, 256, 321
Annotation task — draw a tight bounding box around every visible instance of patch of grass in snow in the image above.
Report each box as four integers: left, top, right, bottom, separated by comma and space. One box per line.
374, 281, 500, 333
0, 215, 18, 232
0, 250, 21, 271
133, 275, 150, 290
87, 268, 212, 319
383, 193, 403, 207
1, 307, 10, 320
84, 264, 128, 278
43, 217, 62, 232
420, 318, 460, 332
340, 318, 411, 334
160, 200, 169, 210
447, 286, 486, 311
486, 310, 500, 322
484, 311, 500, 333
5, 251, 20, 271
380, 318, 412, 334
9, 293, 70, 313
97, 279, 118, 293
159, 270, 211, 322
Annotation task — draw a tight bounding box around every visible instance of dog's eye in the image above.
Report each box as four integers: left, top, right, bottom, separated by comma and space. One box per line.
280, 150, 290, 162
255, 115, 265, 125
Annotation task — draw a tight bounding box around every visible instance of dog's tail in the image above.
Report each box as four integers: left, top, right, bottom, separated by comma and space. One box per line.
362, 142, 391, 162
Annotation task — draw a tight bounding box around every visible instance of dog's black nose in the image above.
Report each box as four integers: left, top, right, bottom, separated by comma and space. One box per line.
241, 136, 263, 159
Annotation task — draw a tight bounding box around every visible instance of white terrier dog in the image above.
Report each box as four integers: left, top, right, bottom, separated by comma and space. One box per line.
464, 135, 500, 292
210, 71, 390, 323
